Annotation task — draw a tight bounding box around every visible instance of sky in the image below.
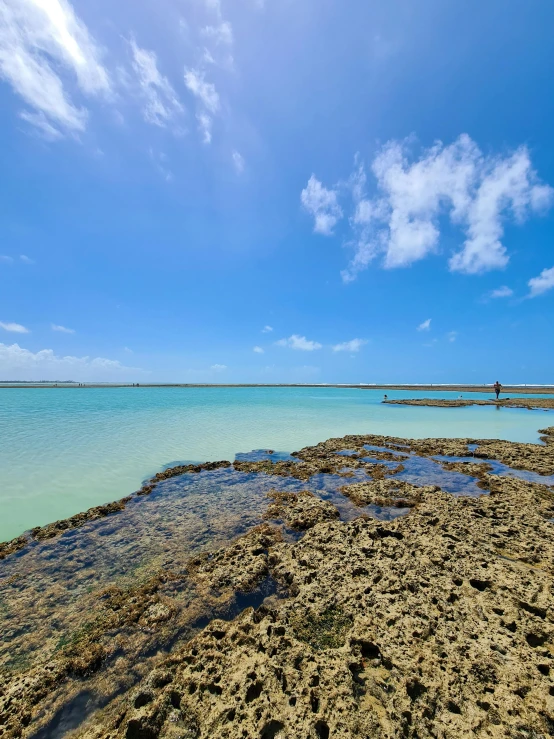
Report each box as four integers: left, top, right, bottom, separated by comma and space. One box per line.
0, 0, 553, 384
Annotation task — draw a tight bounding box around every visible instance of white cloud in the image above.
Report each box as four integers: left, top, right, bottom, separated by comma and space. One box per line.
232, 150, 245, 174
51, 323, 75, 333
332, 338, 367, 352
0, 321, 29, 333
201, 21, 233, 46
262, 325, 273, 333
528, 266, 554, 298
20, 110, 64, 140
417, 319, 431, 332
0, 255, 13, 263
253, 346, 264, 354
211, 363, 227, 371
447, 331, 457, 342
184, 67, 220, 143
276, 334, 322, 351
195, 112, 212, 143
449, 148, 553, 274
489, 286, 513, 299
184, 69, 219, 112
301, 175, 343, 236
306, 136, 553, 281
0, 342, 143, 381
0, 0, 110, 136
129, 39, 183, 128
20, 254, 34, 264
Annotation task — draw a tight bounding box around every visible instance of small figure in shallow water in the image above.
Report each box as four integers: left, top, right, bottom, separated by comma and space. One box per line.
384, 394, 388, 400
494, 380, 502, 400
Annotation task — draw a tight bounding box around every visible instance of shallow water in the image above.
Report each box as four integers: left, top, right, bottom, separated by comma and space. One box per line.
432, 454, 554, 487
0, 462, 406, 676
338, 447, 486, 497
0, 386, 551, 540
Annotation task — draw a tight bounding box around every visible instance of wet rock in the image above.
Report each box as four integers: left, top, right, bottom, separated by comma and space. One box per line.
4, 431, 554, 738
339, 479, 437, 507
383, 397, 554, 410
0, 534, 27, 560
31, 498, 133, 542
264, 490, 339, 530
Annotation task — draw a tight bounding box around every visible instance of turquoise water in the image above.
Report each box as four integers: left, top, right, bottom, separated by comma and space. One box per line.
0, 386, 551, 541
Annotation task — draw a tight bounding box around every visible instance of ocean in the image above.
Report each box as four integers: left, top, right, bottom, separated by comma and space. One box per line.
0, 385, 550, 541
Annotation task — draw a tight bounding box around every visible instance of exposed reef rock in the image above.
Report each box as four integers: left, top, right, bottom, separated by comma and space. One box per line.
31, 498, 133, 541
384, 397, 554, 410
77, 470, 554, 739
294, 428, 554, 478
540, 427, 554, 445
339, 479, 438, 508
0, 535, 27, 561
264, 490, 340, 530
2, 429, 554, 738
438, 460, 493, 478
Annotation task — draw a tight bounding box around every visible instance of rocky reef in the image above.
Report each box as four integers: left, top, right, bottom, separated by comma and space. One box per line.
1, 428, 554, 738
384, 397, 554, 411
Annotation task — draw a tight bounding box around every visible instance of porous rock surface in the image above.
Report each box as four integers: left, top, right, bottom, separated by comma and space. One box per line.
264, 490, 340, 530
81, 474, 554, 738
339, 479, 439, 508
3, 429, 554, 738
384, 397, 554, 411
295, 430, 554, 478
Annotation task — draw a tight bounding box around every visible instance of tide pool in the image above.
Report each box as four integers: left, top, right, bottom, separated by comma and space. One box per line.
0, 386, 551, 541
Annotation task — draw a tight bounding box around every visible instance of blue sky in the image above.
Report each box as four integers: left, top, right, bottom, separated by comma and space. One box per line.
0, 0, 553, 383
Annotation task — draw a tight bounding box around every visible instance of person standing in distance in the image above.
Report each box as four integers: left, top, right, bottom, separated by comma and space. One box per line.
494, 380, 502, 400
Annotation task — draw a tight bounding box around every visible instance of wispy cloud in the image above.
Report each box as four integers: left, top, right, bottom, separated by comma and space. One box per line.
276, 335, 322, 351
232, 150, 245, 174
303, 135, 553, 281
201, 21, 233, 46
253, 346, 264, 354
417, 319, 431, 332
0, 342, 144, 380
0, 321, 30, 333
19, 254, 34, 264
51, 323, 75, 334
447, 331, 457, 342
262, 325, 273, 333
129, 38, 184, 129
184, 67, 220, 143
332, 338, 367, 352
301, 175, 343, 236
528, 266, 554, 298
489, 286, 513, 299
211, 363, 227, 371
0, 255, 13, 263
0, 0, 110, 137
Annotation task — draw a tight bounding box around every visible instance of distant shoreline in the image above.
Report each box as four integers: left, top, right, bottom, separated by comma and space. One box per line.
1, 383, 554, 394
